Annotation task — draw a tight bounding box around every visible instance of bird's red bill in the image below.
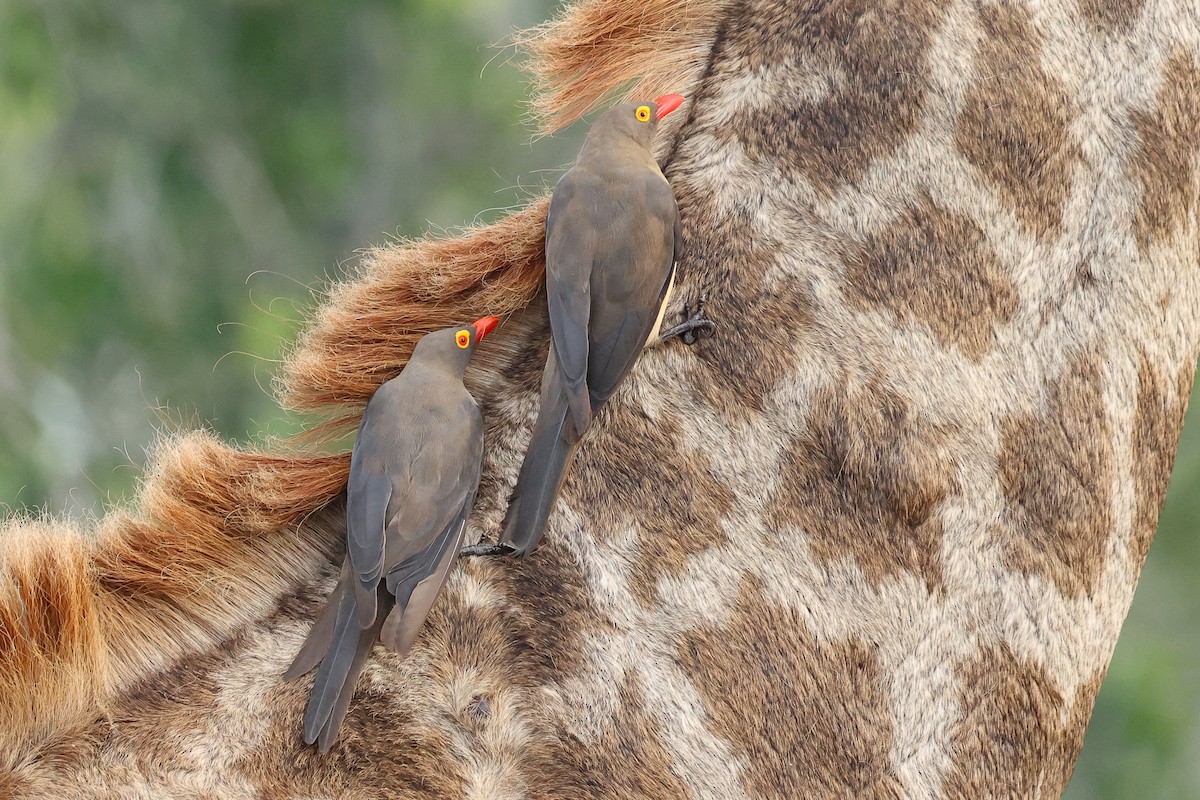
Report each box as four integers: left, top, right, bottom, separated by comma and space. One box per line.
654, 94, 685, 119
472, 315, 500, 341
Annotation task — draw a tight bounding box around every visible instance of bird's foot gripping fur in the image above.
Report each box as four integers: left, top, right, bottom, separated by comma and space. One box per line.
659, 294, 716, 345
459, 541, 517, 558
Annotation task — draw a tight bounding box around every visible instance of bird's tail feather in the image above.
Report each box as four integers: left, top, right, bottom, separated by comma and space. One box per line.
500, 384, 578, 556
283, 561, 353, 681
291, 570, 388, 753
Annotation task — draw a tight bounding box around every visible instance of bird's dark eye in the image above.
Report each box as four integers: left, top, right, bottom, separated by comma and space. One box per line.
455, 330, 470, 348
635, 105, 651, 122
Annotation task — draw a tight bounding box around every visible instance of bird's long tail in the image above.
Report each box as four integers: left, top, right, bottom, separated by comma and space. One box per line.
283, 561, 388, 752
500, 366, 580, 556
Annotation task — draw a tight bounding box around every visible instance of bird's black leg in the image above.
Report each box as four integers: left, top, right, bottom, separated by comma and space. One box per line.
658, 294, 717, 345
460, 541, 515, 558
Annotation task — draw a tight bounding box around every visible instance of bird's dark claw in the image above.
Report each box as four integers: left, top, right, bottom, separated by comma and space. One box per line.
459, 542, 516, 558
659, 294, 717, 345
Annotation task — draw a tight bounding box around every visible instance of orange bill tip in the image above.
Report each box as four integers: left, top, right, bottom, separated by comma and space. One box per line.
471, 315, 500, 341
654, 94, 685, 119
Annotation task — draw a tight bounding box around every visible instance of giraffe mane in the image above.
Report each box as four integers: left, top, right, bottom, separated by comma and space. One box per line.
0, 0, 728, 767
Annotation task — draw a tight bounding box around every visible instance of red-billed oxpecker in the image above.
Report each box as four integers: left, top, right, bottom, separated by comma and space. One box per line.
465, 94, 711, 559
285, 315, 499, 752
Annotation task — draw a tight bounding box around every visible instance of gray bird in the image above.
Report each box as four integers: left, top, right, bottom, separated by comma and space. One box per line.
466, 94, 709, 559
284, 314, 499, 752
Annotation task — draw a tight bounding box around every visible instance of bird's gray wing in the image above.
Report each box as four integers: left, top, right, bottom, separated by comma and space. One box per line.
585, 177, 678, 407
379, 404, 480, 569
673, 211, 683, 271
379, 408, 483, 655
345, 411, 393, 629
302, 584, 388, 753
380, 484, 477, 655
545, 171, 594, 436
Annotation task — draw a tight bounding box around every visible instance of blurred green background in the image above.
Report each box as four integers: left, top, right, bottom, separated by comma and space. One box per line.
0, 0, 578, 516
0, 2, 1195, 796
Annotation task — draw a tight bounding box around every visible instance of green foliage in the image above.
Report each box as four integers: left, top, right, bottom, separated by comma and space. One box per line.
0, 3, 1195, 796
0, 0, 573, 513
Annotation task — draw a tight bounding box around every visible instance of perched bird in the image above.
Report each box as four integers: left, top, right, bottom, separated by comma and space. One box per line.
466, 93, 709, 560
284, 315, 498, 752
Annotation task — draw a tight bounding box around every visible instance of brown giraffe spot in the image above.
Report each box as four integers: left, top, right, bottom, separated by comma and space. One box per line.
4, 641, 234, 787
433, 542, 602, 689
105, 637, 233, 773
9, 720, 111, 796
566, 407, 735, 605
956, 4, 1081, 238
1130, 48, 1200, 252
669, 180, 818, 420
944, 644, 1105, 798
1078, 0, 1145, 33
677, 578, 904, 799
490, 540, 603, 683
771, 377, 953, 591
846, 195, 1018, 360
724, 0, 943, 195
1128, 353, 1195, 571
996, 351, 1114, 598
0, 772, 28, 798
523, 674, 693, 800
245, 675, 465, 798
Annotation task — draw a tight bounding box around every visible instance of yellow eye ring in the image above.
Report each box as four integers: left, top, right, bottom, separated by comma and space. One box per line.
635, 105, 651, 122
455, 330, 470, 349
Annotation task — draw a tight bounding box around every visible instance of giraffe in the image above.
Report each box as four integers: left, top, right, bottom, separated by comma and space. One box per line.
2, 0, 1198, 797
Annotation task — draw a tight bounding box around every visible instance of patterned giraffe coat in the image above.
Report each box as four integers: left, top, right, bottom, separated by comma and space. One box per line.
2, 0, 1198, 797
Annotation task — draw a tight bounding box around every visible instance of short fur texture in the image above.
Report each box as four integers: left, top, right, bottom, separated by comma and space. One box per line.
2, 0, 1199, 797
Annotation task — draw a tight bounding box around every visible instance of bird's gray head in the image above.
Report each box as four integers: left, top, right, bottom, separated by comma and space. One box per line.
585, 94, 685, 151
410, 315, 500, 374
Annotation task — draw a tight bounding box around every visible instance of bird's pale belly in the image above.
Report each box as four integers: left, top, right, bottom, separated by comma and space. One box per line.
644, 265, 676, 345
